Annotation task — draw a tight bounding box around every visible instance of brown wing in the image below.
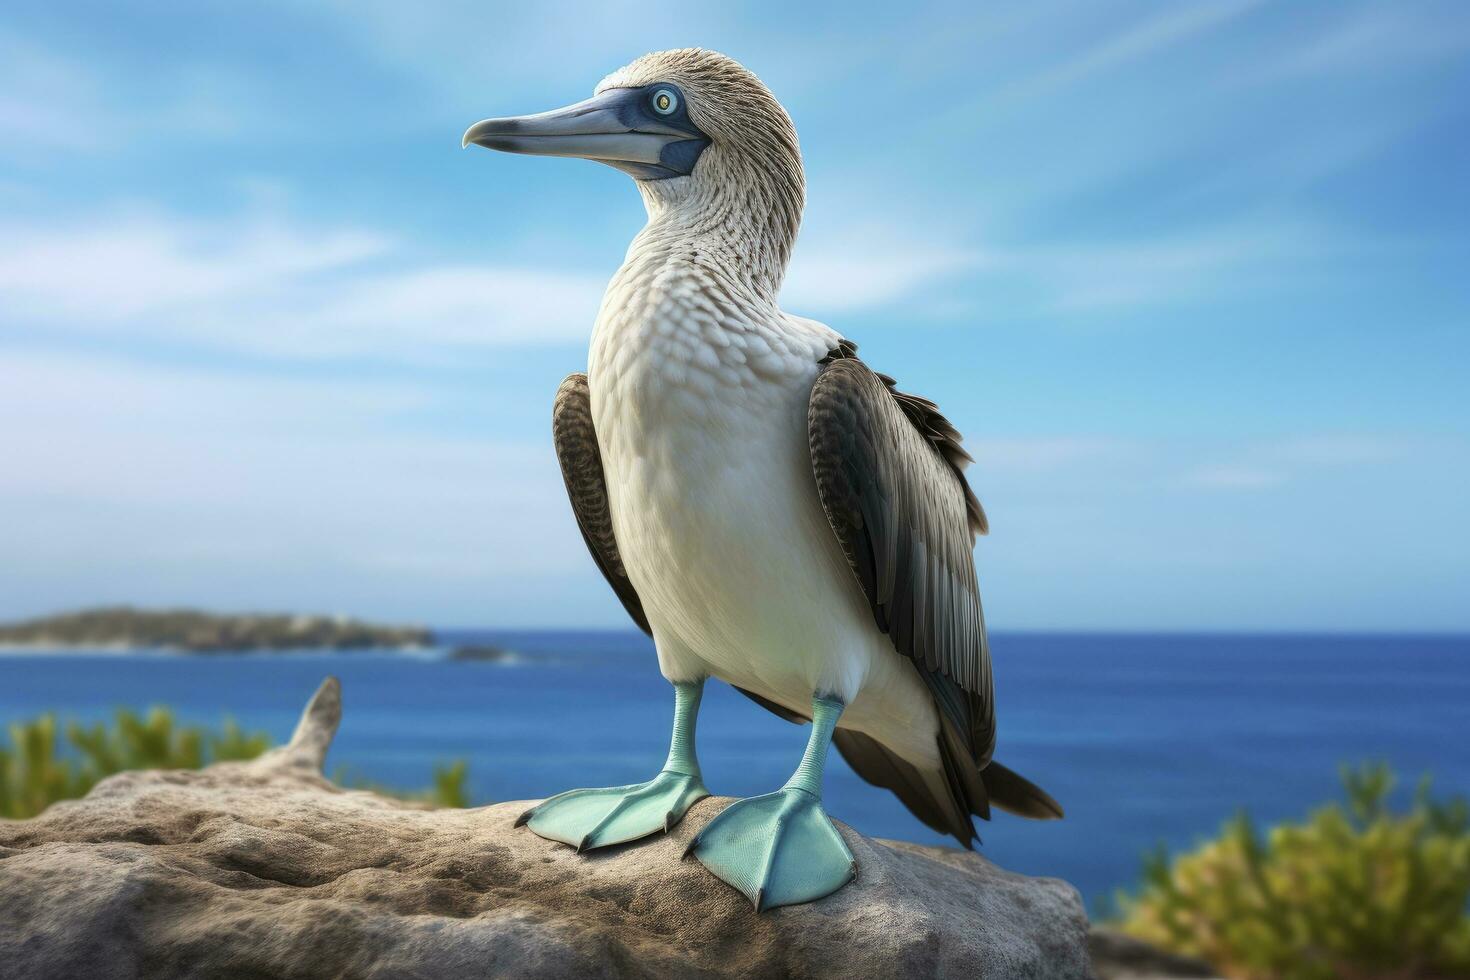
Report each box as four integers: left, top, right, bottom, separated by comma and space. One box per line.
552, 374, 650, 633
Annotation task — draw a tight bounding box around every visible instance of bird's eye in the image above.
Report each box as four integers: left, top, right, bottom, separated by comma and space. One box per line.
651, 88, 678, 115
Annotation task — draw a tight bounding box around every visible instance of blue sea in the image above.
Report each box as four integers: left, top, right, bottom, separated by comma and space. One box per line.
2, 631, 1465, 905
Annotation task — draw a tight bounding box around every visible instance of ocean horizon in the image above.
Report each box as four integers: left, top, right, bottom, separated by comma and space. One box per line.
3, 629, 1465, 905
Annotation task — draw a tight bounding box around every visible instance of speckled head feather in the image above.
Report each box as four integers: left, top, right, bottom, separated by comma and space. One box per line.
600, 49, 805, 291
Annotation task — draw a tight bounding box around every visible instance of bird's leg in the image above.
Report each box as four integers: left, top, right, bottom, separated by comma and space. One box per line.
684, 695, 855, 911
516, 678, 709, 851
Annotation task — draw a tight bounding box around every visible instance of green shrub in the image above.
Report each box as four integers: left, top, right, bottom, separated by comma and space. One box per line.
330, 759, 471, 809
1113, 763, 1470, 980
0, 708, 470, 818
429, 759, 471, 809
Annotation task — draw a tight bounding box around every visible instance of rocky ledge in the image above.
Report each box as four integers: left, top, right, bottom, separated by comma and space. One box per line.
0, 678, 1095, 979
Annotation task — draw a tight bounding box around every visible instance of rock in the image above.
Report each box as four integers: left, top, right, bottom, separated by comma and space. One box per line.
1089, 928, 1219, 979
0, 678, 1094, 979
447, 644, 516, 663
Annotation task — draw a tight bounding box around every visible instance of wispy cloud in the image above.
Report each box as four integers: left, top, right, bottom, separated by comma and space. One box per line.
789, 202, 1329, 322
968, 217, 1332, 316
969, 437, 1134, 473
969, 432, 1422, 496
923, 2, 1462, 250
0, 211, 388, 319
1265, 435, 1408, 467
784, 224, 980, 315
1182, 435, 1418, 492
1183, 463, 1285, 491
0, 30, 280, 158
307, 0, 652, 91
1052, 225, 1306, 313
0, 207, 609, 359
996, 0, 1263, 108
1248, 4, 1470, 81
0, 32, 98, 153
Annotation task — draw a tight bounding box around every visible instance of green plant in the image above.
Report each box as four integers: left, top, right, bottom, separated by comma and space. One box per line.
1113, 763, 1470, 980
0, 707, 471, 818
332, 759, 471, 809
430, 760, 471, 808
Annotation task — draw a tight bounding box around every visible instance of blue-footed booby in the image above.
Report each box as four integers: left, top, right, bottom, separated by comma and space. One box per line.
463, 48, 1062, 911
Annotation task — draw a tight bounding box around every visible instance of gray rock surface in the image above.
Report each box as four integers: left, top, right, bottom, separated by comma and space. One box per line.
0, 678, 1093, 979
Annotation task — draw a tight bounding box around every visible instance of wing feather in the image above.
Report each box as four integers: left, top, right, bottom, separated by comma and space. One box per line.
807, 352, 996, 766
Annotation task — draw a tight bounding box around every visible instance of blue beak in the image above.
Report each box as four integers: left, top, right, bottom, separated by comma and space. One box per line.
463, 87, 709, 180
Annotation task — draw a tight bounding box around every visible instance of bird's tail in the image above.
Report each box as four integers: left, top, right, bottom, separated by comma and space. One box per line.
982, 759, 1064, 820
834, 725, 1063, 849
935, 716, 1064, 832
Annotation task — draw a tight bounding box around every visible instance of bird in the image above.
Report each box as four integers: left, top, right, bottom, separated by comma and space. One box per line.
462, 48, 1061, 912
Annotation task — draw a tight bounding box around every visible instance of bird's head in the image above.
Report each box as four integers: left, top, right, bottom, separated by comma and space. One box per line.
463, 49, 804, 273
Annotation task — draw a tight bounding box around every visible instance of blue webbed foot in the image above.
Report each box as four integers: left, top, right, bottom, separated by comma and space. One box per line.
517, 770, 709, 851
518, 679, 709, 851
685, 786, 855, 911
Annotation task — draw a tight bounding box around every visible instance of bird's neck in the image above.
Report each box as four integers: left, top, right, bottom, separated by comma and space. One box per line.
633, 179, 800, 305
590, 178, 810, 401
590, 188, 816, 411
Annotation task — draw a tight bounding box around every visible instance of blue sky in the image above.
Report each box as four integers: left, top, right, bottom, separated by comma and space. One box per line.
1, 1, 1467, 630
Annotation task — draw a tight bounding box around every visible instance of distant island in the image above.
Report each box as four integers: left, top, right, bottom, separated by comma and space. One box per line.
0, 607, 434, 653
